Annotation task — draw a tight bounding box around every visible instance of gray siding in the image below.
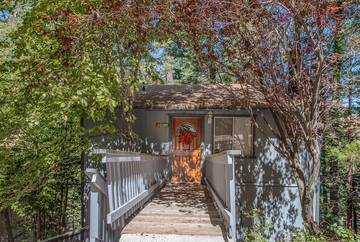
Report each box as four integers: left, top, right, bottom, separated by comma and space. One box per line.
133, 110, 170, 154
133, 109, 261, 154
235, 154, 302, 241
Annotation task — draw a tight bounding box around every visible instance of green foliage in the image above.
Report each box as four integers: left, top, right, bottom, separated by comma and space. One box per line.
242, 221, 359, 242
241, 209, 274, 242
164, 41, 207, 83
242, 223, 270, 242
292, 224, 359, 242
320, 3, 359, 230
239, 209, 360, 241
328, 224, 360, 242
327, 139, 360, 172
0, 0, 161, 239
0, 0, 358, 240
145, 39, 212, 84
321, 110, 359, 226
292, 228, 326, 242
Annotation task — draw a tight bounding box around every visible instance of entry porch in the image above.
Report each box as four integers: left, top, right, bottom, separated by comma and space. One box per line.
86, 149, 239, 242
85, 85, 315, 242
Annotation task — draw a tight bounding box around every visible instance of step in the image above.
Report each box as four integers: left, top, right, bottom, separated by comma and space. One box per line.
121, 221, 225, 236
131, 214, 223, 224
143, 204, 218, 211
139, 209, 221, 217
132, 212, 219, 219
119, 234, 228, 242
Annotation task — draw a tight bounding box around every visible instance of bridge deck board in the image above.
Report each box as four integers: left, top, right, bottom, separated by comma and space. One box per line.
120, 183, 228, 240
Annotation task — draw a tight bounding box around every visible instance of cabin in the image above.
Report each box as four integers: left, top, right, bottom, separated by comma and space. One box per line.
86, 84, 320, 242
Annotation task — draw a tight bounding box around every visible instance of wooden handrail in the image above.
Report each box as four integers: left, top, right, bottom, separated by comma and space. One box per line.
205, 150, 240, 241
205, 150, 241, 163
40, 227, 88, 242
87, 150, 170, 242
92, 149, 168, 159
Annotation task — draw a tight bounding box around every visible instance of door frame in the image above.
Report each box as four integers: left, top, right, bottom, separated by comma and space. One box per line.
168, 114, 205, 182
168, 113, 205, 146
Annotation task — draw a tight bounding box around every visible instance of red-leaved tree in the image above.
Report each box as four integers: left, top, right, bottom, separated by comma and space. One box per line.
164, 0, 355, 231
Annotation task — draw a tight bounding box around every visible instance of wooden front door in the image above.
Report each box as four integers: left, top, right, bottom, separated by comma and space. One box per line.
172, 117, 201, 183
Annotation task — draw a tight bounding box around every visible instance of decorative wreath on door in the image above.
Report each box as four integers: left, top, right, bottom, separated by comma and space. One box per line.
176, 123, 196, 145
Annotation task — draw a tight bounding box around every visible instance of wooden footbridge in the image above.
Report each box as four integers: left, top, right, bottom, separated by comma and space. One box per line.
86, 150, 240, 242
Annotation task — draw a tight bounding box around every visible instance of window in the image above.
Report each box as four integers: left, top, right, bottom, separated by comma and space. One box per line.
214, 116, 254, 156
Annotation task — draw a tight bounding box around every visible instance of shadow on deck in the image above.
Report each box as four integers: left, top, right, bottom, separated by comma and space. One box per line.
119, 183, 229, 242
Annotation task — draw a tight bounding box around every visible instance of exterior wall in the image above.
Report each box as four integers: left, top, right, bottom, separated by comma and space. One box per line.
133, 109, 258, 155
133, 110, 171, 154
232, 110, 302, 241
132, 108, 307, 241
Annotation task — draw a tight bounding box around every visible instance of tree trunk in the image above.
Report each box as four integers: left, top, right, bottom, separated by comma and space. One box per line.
346, 79, 356, 231
166, 70, 173, 83
42, 208, 46, 239
80, 117, 86, 241
329, 159, 339, 218
209, 64, 216, 82
329, 2, 344, 223
124, 90, 135, 151
299, 184, 319, 233
80, 151, 85, 241
59, 183, 64, 232
301, 189, 313, 223
62, 180, 69, 229
348, 78, 352, 115
354, 209, 358, 233
33, 216, 37, 241
346, 169, 355, 231
36, 211, 41, 240
1, 209, 14, 242
293, 142, 321, 234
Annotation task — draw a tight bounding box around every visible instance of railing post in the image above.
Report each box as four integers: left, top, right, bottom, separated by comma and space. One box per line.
86, 168, 108, 242
89, 190, 100, 242
227, 154, 237, 241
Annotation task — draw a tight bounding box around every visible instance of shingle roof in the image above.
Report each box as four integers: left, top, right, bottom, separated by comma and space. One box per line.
133, 84, 267, 110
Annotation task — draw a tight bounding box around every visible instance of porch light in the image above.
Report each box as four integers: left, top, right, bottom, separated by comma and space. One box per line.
207, 111, 213, 124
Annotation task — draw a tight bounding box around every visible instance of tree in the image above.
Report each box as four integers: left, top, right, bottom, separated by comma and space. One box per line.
0, 0, 162, 239
321, 3, 359, 231
1, 0, 358, 239
166, 0, 357, 231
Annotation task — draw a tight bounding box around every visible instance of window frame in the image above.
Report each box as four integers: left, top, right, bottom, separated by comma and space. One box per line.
212, 115, 256, 158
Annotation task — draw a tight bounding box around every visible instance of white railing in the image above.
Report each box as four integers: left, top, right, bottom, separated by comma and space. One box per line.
86, 150, 169, 242
204, 150, 240, 241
